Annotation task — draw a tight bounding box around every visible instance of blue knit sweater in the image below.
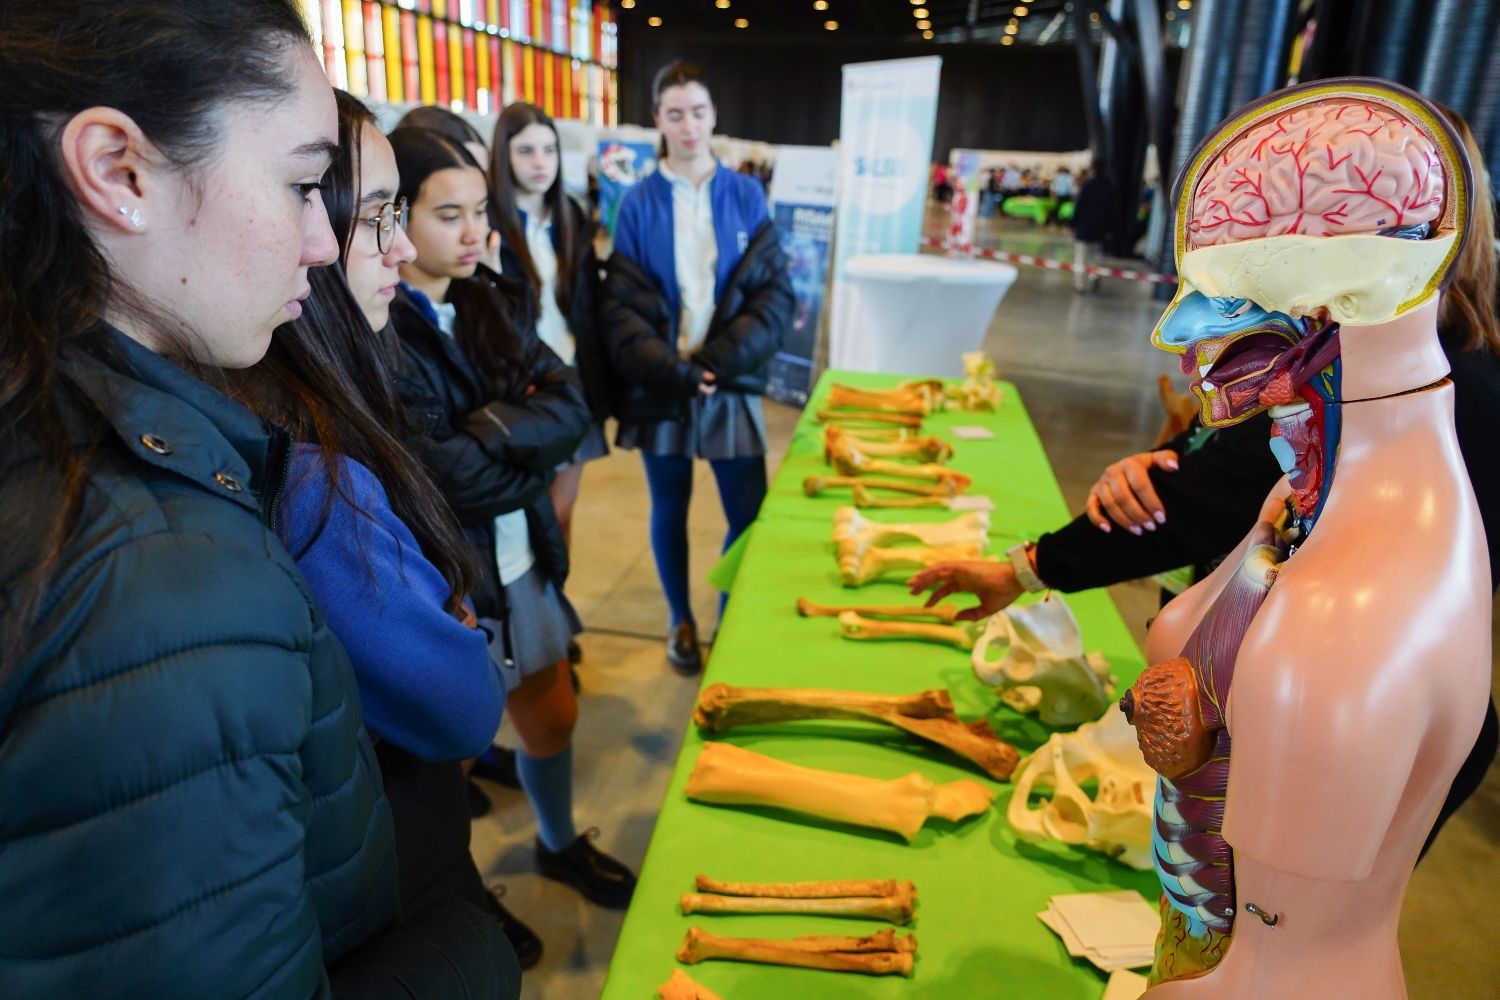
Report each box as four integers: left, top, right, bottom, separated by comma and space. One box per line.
281, 444, 504, 761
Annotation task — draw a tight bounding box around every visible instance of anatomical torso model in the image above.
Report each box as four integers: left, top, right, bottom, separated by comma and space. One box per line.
1121, 79, 1491, 998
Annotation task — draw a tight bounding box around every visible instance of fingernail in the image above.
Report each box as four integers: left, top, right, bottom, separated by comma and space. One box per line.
1166, 460, 1178, 471
1154, 511, 1166, 525
1129, 525, 1143, 536
1098, 522, 1111, 533
1142, 521, 1156, 532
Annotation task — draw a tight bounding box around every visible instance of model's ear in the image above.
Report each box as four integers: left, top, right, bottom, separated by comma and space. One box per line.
57, 106, 162, 234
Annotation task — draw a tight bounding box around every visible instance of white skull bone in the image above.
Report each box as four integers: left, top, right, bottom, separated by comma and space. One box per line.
1007, 705, 1156, 870
971, 597, 1116, 726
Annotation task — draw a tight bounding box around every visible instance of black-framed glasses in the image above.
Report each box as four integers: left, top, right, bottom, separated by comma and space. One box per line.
359, 197, 408, 254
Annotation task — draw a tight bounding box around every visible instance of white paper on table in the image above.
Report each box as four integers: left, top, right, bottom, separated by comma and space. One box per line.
1050, 891, 1160, 950
950, 425, 996, 440
947, 494, 995, 512
1101, 968, 1149, 1000
1037, 905, 1086, 957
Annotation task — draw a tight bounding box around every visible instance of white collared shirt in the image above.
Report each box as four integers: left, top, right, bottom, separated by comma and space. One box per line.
658, 161, 718, 354
523, 212, 575, 366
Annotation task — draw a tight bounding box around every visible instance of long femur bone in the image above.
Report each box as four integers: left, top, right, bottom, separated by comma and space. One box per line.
796, 595, 964, 623
804, 475, 968, 498
679, 890, 915, 924
825, 434, 966, 484
676, 927, 916, 976
838, 611, 984, 652
694, 683, 1018, 780
816, 409, 923, 428
827, 381, 944, 416
684, 741, 991, 841
825, 426, 952, 464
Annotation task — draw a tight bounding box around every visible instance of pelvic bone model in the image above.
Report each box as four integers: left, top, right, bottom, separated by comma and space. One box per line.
949, 352, 1002, 411
803, 475, 970, 499
1007, 705, 1155, 870
681, 877, 917, 924
826, 380, 944, 416
1125, 80, 1489, 997
824, 426, 953, 464
677, 927, 915, 977
684, 741, 991, 841
839, 542, 992, 588
971, 597, 1115, 726
694, 683, 1019, 780
657, 970, 725, 1000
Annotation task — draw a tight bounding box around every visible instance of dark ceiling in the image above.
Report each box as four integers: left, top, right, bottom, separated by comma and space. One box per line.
612, 0, 1196, 47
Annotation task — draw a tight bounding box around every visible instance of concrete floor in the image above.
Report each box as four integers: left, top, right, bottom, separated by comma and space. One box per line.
471, 216, 1500, 999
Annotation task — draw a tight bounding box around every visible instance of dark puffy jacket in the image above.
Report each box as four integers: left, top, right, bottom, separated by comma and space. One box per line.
601, 218, 794, 424
389, 268, 590, 620
499, 199, 613, 423
0, 329, 397, 998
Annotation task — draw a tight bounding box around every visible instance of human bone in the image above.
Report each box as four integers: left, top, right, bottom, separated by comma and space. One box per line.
824, 426, 952, 463
657, 970, 724, 1000
832, 507, 988, 550
1006, 705, 1156, 870
693, 683, 1019, 780
943, 352, 1002, 411
795, 595, 963, 623
694, 875, 911, 899
676, 927, 915, 976
824, 434, 968, 484
803, 475, 967, 498
827, 381, 943, 416
815, 408, 923, 428
839, 542, 992, 587
851, 485, 953, 509
684, 741, 991, 841
971, 597, 1116, 726
837, 611, 983, 652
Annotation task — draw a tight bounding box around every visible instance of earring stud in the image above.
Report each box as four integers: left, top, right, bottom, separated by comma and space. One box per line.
117, 205, 144, 229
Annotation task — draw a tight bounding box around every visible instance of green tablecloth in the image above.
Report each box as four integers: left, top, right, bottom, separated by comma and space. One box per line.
601, 371, 1154, 1000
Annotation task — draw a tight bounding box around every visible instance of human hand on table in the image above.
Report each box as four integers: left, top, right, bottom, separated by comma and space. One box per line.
1084, 449, 1178, 535
907, 561, 1023, 621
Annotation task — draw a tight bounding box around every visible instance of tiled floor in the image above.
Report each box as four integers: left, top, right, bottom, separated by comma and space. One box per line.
471, 216, 1500, 999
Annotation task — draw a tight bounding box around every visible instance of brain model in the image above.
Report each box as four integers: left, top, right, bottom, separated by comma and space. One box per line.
1187, 99, 1443, 249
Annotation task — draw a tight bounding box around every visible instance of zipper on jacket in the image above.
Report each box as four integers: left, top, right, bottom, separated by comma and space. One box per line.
263, 428, 293, 531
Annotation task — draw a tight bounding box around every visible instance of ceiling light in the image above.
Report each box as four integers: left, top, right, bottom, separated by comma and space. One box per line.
734, 17, 748, 27
915, 19, 929, 29
620, 0, 634, 7
825, 19, 839, 30
1005, 22, 1018, 34
1001, 35, 1014, 45
913, 7, 929, 17
647, 15, 661, 26
922, 28, 934, 39
1178, 0, 1192, 7
716, 0, 730, 8
1165, 9, 1175, 19
814, 0, 828, 9
1014, 5, 1028, 14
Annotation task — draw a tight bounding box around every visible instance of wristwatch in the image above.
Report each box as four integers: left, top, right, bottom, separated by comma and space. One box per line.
1006, 541, 1048, 594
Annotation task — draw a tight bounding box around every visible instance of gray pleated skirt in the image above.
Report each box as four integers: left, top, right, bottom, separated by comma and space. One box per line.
560, 421, 610, 470
615, 391, 768, 460
479, 567, 582, 690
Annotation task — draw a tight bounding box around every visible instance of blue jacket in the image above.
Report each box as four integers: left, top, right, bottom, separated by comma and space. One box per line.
611, 165, 770, 337
280, 444, 504, 762
0, 329, 397, 998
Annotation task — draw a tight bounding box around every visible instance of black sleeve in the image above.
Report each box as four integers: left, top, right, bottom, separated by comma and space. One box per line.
408, 432, 551, 522
692, 226, 794, 381
600, 254, 705, 398
465, 343, 590, 474
1033, 412, 1282, 592
569, 243, 614, 422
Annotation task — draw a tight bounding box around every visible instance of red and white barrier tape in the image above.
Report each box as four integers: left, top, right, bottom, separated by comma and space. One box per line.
919, 236, 1179, 285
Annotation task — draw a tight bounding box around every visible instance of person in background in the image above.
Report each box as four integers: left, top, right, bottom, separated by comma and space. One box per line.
1070, 160, 1114, 293
0, 2, 420, 993
1050, 166, 1075, 204
601, 60, 795, 674
387, 128, 638, 958
227, 90, 526, 989
398, 104, 502, 271
912, 104, 1500, 858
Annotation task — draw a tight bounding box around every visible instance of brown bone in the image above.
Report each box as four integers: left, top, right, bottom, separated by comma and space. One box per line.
676, 927, 916, 976
694, 875, 910, 899
679, 890, 915, 924
815, 408, 923, 428
827, 381, 942, 416
825, 426, 952, 464
852, 485, 952, 509
804, 475, 966, 498
824, 434, 966, 484
657, 969, 725, 1000
693, 683, 1019, 780
838, 612, 980, 651
1119, 656, 1214, 779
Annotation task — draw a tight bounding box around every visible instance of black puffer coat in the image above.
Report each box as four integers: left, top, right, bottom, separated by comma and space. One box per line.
601, 218, 794, 424
389, 267, 590, 620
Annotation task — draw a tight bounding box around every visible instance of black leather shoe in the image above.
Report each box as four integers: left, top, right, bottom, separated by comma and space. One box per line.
535, 828, 637, 909
466, 779, 492, 819
666, 622, 702, 676
471, 746, 521, 789
481, 886, 543, 970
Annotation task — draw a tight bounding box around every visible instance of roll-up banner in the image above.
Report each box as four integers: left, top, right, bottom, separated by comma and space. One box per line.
767, 145, 840, 406
827, 56, 942, 369
596, 139, 657, 237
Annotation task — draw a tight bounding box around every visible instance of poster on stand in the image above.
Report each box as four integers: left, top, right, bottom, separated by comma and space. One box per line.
767, 145, 839, 406
828, 55, 942, 369
596, 139, 657, 237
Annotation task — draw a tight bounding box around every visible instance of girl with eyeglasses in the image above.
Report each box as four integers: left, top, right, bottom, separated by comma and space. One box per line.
226, 91, 529, 988
385, 127, 638, 948
0, 2, 418, 993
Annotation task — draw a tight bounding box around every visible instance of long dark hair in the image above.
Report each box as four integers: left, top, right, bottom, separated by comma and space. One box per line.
490, 102, 585, 319
0, 0, 311, 660
396, 105, 485, 149
228, 93, 478, 612
1434, 103, 1499, 355
390, 125, 533, 401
